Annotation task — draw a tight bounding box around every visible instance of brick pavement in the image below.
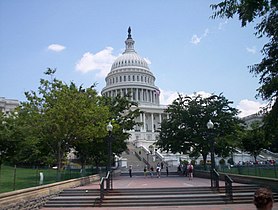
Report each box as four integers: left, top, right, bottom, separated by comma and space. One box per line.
41, 175, 278, 210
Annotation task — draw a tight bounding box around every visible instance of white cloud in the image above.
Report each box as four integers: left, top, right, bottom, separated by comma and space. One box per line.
246, 46, 257, 54
159, 90, 212, 105
47, 44, 66, 52
204, 28, 209, 37
75, 47, 117, 78
191, 35, 201, 45
237, 99, 266, 118
160, 89, 179, 105
144, 57, 152, 65
218, 20, 228, 30
190, 29, 209, 45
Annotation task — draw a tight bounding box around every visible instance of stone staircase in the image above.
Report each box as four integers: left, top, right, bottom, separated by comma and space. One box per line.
43, 184, 278, 208
121, 143, 162, 172
43, 189, 100, 208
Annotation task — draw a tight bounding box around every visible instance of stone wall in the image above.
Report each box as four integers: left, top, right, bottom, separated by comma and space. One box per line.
0, 174, 100, 210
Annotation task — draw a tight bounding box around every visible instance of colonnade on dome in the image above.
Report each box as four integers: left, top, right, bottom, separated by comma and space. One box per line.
102, 87, 160, 105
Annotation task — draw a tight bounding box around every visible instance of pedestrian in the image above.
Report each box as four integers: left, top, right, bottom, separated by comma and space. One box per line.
149, 166, 154, 178
166, 166, 169, 177
187, 163, 194, 180
144, 165, 148, 178
129, 165, 132, 178
156, 163, 161, 178
253, 187, 274, 210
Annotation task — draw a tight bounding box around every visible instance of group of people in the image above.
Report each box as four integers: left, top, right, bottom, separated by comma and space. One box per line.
129, 162, 169, 178
144, 162, 168, 178
177, 162, 194, 180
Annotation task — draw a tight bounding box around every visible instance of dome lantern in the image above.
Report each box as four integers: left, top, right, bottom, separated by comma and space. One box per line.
124, 26, 135, 53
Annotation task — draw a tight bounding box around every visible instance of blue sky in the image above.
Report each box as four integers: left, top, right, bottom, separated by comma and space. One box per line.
0, 0, 268, 117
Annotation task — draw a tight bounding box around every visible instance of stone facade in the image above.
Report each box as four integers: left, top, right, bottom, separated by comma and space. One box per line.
0, 97, 19, 114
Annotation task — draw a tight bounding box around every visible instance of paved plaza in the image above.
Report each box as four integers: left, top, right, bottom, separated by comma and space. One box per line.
41, 175, 278, 210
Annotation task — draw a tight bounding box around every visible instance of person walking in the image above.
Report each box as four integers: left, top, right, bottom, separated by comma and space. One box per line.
166, 166, 169, 177
129, 165, 132, 178
253, 187, 274, 210
187, 163, 194, 180
149, 166, 154, 178
143, 165, 148, 178
156, 163, 161, 178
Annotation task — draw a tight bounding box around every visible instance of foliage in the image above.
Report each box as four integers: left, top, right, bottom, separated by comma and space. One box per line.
156, 93, 242, 169
0, 68, 140, 177
211, 0, 278, 151
240, 121, 270, 162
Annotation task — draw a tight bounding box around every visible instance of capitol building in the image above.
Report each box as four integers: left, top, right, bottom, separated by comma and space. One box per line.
101, 27, 168, 151
101, 28, 275, 167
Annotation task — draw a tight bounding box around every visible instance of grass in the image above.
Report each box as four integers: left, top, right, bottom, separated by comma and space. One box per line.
219, 165, 278, 179
0, 165, 95, 193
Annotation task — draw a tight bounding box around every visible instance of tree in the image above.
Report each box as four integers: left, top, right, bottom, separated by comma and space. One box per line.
74, 92, 141, 171
241, 121, 269, 162
211, 0, 278, 151
156, 93, 242, 169
19, 68, 111, 179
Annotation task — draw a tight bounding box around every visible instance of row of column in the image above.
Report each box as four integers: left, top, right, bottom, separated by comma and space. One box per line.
138, 112, 168, 133
104, 88, 159, 104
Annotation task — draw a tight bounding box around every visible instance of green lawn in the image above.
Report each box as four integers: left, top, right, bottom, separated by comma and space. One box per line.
0, 165, 94, 193
219, 165, 278, 179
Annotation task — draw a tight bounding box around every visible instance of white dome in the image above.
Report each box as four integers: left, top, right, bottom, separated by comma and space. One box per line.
111, 52, 149, 71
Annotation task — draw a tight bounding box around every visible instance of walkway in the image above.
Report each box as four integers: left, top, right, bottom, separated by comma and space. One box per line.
41, 175, 278, 210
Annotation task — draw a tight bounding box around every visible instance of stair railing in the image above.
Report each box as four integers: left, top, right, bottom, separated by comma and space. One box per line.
224, 174, 233, 201
211, 169, 220, 190
134, 151, 142, 161
99, 171, 112, 202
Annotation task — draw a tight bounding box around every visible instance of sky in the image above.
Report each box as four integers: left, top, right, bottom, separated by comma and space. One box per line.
0, 0, 268, 117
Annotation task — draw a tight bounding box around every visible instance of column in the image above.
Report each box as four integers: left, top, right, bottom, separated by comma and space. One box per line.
143, 112, 146, 132
140, 113, 143, 132
151, 113, 154, 132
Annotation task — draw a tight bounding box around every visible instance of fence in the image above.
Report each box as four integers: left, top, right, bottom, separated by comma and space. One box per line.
195, 164, 278, 179
0, 164, 104, 193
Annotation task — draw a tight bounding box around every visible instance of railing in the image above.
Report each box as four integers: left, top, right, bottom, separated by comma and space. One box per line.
211, 169, 219, 190
225, 174, 233, 201
99, 171, 112, 203
134, 151, 142, 161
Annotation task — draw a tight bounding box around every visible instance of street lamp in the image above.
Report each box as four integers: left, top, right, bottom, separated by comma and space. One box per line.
207, 119, 216, 188
106, 121, 113, 189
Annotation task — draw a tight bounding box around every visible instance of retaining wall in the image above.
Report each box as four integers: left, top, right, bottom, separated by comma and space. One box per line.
0, 174, 100, 210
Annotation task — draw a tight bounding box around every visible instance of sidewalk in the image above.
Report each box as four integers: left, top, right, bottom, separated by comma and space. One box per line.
41, 175, 278, 210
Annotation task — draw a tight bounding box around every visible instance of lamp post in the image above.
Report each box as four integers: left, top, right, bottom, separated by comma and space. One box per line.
207, 119, 215, 188
106, 121, 113, 190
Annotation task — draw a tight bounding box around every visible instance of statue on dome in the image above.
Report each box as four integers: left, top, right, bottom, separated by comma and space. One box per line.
128, 27, 132, 38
